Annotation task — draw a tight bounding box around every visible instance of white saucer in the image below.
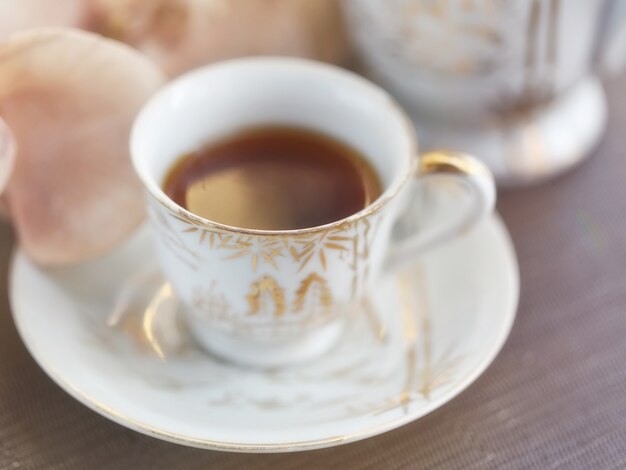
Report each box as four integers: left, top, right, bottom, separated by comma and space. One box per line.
9, 214, 518, 453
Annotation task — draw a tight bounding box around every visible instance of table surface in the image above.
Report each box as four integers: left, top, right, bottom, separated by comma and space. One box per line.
2, 72, 626, 469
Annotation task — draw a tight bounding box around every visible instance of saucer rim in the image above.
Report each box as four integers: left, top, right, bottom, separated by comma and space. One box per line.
9, 214, 519, 453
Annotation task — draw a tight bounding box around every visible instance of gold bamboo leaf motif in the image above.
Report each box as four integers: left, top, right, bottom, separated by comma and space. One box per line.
252, 254, 258, 271
261, 250, 281, 269
324, 242, 348, 251
174, 210, 372, 273
319, 250, 327, 270
218, 235, 232, 248
223, 251, 248, 260
289, 224, 355, 271
298, 251, 316, 272
194, 232, 285, 271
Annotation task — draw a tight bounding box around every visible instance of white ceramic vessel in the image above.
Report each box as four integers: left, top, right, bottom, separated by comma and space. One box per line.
10, 214, 518, 452
345, 0, 626, 185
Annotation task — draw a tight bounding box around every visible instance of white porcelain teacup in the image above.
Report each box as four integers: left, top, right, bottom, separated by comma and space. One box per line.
131, 57, 495, 367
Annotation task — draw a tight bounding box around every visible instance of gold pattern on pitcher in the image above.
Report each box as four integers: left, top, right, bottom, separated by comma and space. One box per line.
493, 0, 560, 174
246, 275, 286, 317
357, 0, 511, 75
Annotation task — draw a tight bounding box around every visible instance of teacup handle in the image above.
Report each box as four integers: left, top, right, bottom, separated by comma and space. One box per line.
385, 150, 496, 271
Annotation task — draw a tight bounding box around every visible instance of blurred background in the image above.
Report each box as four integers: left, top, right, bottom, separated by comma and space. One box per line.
2, 0, 625, 189
1, 1, 626, 469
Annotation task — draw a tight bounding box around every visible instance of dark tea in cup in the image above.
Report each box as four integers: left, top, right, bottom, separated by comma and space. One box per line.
163, 126, 382, 230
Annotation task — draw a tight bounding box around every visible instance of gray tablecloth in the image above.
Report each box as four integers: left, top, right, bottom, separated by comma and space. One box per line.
2, 72, 626, 469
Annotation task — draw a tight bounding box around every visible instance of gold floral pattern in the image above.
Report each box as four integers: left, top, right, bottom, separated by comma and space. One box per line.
165, 207, 381, 273
246, 275, 286, 317
154, 204, 382, 300
193, 272, 336, 326
192, 281, 232, 321
149, 199, 384, 338
292, 272, 332, 313
179, 220, 364, 274
192, 229, 286, 271
287, 224, 352, 271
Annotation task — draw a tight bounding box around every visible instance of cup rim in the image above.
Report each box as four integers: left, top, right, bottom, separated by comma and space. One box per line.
131, 56, 418, 237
